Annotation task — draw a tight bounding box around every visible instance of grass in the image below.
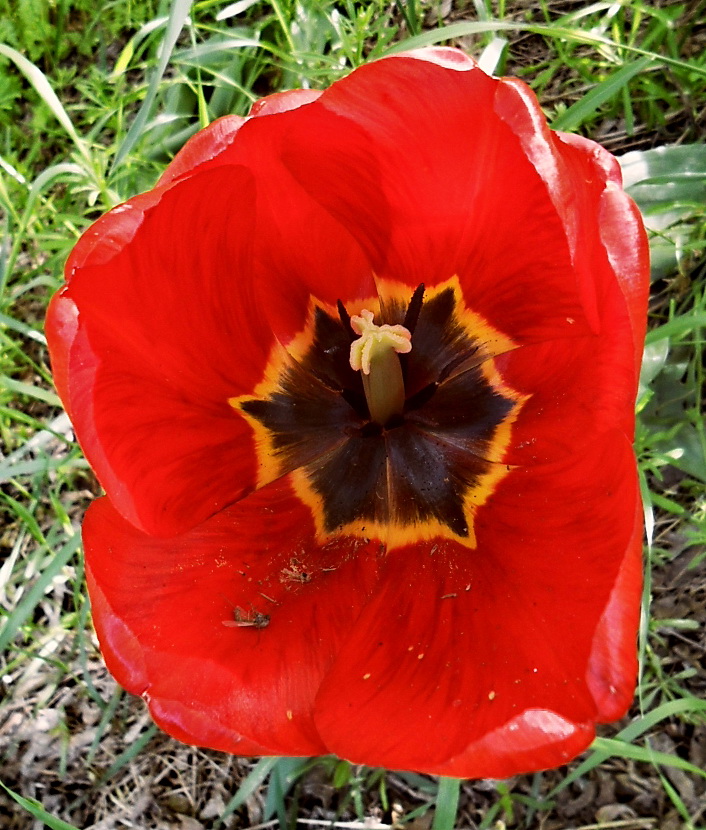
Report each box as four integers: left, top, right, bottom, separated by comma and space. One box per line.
1, 0, 705, 827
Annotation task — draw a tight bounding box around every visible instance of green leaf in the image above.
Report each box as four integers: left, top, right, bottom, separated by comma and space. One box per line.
548, 698, 706, 796
332, 758, 352, 789
0, 376, 61, 406
387, 20, 706, 78
551, 57, 653, 132
215, 757, 281, 827
94, 724, 159, 785
621, 144, 706, 212
660, 423, 706, 483
478, 36, 508, 76
0, 532, 81, 656
639, 337, 670, 391
0, 780, 81, 830
432, 776, 461, 830
0, 44, 93, 169
620, 143, 706, 278
593, 737, 706, 779
111, 0, 194, 172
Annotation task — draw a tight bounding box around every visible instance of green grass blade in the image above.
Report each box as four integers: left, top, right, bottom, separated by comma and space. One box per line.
96, 723, 157, 787
548, 698, 706, 796
645, 313, 706, 344
386, 20, 706, 78
593, 737, 706, 779
658, 771, 695, 828
477, 36, 508, 75
110, 0, 194, 172
617, 698, 706, 742
0, 780, 81, 830
94, 724, 159, 785
215, 756, 282, 827
0, 532, 82, 653
269, 0, 296, 53
551, 57, 653, 131
0, 312, 47, 343
0, 456, 89, 483
396, 0, 422, 37
432, 776, 461, 830
0, 44, 93, 169
4, 162, 85, 276
0, 151, 26, 185
0, 376, 62, 407
263, 756, 310, 823
216, 1, 262, 23
86, 687, 124, 764
386, 18, 516, 50
111, 16, 170, 79
0, 492, 46, 545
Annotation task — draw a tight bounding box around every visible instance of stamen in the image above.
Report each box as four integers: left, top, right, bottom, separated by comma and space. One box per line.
337, 299, 356, 341
349, 309, 412, 425
403, 283, 425, 334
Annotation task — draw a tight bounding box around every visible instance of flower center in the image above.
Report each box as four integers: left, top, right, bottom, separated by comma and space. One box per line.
232, 278, 526, 550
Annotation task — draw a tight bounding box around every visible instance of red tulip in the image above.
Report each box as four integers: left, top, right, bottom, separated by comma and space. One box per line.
46, 48, 649, 778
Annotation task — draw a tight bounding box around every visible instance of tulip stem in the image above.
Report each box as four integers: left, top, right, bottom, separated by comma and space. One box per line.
432, 776, 462, 830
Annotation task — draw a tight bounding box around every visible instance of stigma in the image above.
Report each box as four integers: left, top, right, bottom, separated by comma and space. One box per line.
349, 310, 412, 375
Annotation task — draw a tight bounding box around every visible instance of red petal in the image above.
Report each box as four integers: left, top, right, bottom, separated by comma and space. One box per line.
202, 108, 376, 345
148, 88, 373, 347
553, 131, 649, 378
157, 91, 322, 189
395, 46, 478, 70
555, 132, 650, 363
599, 191, 650, 379
484, 102, 648, 460
587, 496, 643, 720
268, 57, 647, 469
313, 430, 640, 777
249, 88, 322, 117
84, 480, 382, 756
45, 291, 80, 422
273, 55, 601, 345
496, 261, 639, 467
65, 188, 164, 276
158, 115, 246, 187
48, 166, 273, 536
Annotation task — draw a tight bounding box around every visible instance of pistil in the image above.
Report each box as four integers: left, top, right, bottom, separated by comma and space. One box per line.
349, 309, 412, 425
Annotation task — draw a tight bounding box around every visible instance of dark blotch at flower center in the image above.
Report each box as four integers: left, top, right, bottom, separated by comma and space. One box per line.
235, 281, 524, 549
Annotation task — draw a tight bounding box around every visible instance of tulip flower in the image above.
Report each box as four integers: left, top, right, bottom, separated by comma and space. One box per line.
46, 47, 649, 778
